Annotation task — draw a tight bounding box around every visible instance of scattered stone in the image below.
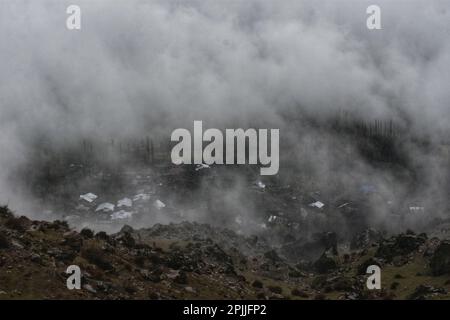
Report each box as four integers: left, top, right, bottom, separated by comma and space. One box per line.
184, 286, 196, 293
343, 292, 359, 300
11, 240, 24, 249
0, 207, 447, 300
269, 293, 284, 299
166, 269, 180, 280
83, 284, 97, 294
408, 285, 447, 300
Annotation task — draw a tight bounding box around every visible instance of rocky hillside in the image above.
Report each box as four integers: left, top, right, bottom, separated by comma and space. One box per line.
1, 206, 450, 300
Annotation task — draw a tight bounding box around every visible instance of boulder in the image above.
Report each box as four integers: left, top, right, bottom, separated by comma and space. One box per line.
430, 241, 450, 276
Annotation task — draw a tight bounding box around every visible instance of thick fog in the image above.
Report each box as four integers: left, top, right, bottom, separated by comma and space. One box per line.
0, 0, 449, 230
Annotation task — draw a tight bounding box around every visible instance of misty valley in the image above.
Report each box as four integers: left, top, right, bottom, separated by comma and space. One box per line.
1, 0, 450, 302
1, 111, 449, 300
